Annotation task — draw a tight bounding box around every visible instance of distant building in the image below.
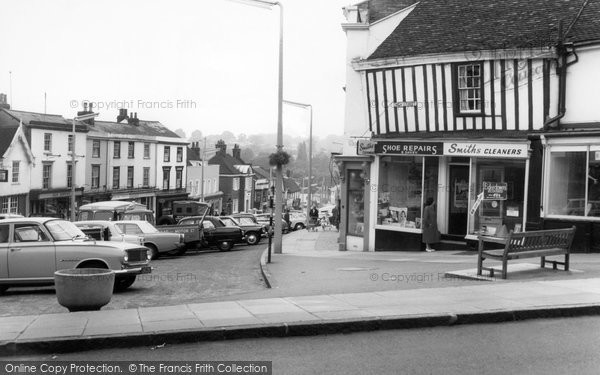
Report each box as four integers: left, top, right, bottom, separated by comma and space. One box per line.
208, 142, 254, 214
187, 142, 223, 213
84, 109, 189, 219
0, 99, 34, 215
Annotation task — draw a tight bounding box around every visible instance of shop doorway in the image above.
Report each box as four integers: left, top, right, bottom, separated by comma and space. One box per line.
448, 165, 469, 235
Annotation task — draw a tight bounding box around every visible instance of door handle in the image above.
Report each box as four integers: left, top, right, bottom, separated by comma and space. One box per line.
10, 248, 21, 252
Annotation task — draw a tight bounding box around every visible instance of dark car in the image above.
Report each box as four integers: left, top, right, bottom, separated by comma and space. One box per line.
220, 216, 266, 245
177, 216, 243, 251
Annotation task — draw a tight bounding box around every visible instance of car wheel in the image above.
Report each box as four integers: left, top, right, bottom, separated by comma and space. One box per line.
294, 223, 305, 231
217, 241, 233, 251
146, 244, 159, 260
114, 276, 136, 292
246, 232, 259, 245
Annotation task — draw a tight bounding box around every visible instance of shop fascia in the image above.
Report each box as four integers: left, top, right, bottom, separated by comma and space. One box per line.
358, 140, 528, 158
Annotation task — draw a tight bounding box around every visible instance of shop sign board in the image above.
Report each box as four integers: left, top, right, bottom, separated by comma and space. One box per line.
357, 140, 376, 155
444, 142, 528, 158
482, 182, 508, 200
0, 169, 7, 182
375, 142, 442, 155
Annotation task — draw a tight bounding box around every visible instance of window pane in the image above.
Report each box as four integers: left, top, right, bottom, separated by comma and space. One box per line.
377, 156, 424, 228
588, 151, 600, 216
549, 152, 586, 216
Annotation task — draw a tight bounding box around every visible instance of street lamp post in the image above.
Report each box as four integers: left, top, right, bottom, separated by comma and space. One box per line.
228, 0, 284, 253
283, 100, 312, 224
71, 112, 99, 221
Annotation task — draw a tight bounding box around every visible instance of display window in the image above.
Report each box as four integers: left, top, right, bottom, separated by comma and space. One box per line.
546, 146, 600, 218
346, 169, 365, 236
469, 159, 525, 236
376, 156, 438, 231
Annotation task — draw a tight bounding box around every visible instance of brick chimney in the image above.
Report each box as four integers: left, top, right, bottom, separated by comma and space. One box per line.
77, 102, 95, 125
127, 112, 140, 126
215, 139, 227, 154
232, 144, 242, 161
0, 93, 9, 109
117, 108, 129, 123
191, 141, 201, 159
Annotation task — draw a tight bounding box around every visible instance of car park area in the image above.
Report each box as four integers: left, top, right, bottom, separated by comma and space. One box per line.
0, 241, 267, 316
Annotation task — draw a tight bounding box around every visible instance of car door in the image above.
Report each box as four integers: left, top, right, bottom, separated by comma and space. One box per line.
8, 223, 56, 280
0, 223, 10, 278
202, 220, 216, 244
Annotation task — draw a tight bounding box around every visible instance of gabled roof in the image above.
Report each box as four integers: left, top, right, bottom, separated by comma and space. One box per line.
253, 166, 271, 180
2, 109, 70, 126
368, 0, 600, 60
283, 178, 300, 193
208, 151, 253, 176
0, 110, 19, 156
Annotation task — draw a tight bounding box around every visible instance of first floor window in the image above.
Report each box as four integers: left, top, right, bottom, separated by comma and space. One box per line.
128, 142, 135, 158
113, 167, 120, 189
164, 146, 171, 162
456, 63, 482, 113
127, 166, 134, 188
114, 141, 121, 158
43, 163, 52, 189
232, 198, 239, 213
144, 143, 150, 159
68, 135, 74, 153
176, 167, 183, 189
91, 165, 100, 188
143, 167, 150, 187
176, 147, 183, 162
163, 167, 171, 189
67, 164, 73, 188
12, 161, 19, 183
233, 177, 240, 191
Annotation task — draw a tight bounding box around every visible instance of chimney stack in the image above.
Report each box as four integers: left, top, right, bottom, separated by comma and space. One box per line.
117, 108, 129, 123
233, 144, 241, 161
191, 142, 201, 159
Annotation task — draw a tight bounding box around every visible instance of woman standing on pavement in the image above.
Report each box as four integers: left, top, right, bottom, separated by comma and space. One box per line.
422, 197, 440, 252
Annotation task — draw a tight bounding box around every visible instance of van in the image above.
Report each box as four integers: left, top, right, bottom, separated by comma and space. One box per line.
77, 201, 155, 224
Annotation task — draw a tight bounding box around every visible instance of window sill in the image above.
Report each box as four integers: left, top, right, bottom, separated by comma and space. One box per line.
374, 224, 422, 234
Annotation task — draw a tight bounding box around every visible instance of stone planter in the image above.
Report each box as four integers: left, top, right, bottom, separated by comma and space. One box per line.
54, 268, 115, 312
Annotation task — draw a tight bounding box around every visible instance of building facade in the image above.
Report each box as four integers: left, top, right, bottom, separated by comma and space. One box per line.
208, 142, 254, 214
187, 142, 223, 213
338, 0, 600, 252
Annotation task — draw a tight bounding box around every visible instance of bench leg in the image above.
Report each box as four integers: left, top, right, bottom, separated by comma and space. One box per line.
540, 256, 545, 268
565, 254, 570, 271
502, 259, 508, 279
477, 256, 483, 276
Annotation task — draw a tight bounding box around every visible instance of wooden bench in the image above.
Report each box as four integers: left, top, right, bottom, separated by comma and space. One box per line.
477, 226, 576, 279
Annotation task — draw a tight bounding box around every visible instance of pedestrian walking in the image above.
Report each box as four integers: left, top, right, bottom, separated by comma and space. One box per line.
422, 197, 440, 252
308, 204, 319, 231
331, 203, 340, 230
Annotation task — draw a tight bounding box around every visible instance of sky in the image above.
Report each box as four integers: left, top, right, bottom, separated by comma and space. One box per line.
0, 0, 351, 139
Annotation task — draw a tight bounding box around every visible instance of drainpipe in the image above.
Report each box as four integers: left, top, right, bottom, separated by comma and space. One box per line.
543, 22, 580, 130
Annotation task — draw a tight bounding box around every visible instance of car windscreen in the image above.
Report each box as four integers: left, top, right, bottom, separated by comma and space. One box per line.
46, 220, 87, 241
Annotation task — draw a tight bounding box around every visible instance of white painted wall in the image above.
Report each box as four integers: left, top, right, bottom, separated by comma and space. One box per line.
562, 46, 600, 124
0, 127, 32, 197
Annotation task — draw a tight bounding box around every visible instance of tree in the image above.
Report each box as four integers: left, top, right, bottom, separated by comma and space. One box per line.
174, 128, 187, 139
189, 130, 203, 141
296, 142, 307, 163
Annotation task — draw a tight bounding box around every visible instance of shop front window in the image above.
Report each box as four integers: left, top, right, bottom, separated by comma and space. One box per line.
346, 169, 365, 237
547, 149, 600, 217
377, 156, 438, 230
471, 159, 525, 235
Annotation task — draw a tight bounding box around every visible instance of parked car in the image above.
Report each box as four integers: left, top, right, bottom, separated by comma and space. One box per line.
220, 216, 266, 245
288, 211, 308, 231
255, 213, 290, 234
77, 201, 155, 224
0, 213, 24, 220
114, 221, 185, 259
74, 221, 145, 246
177, 216, 243, 251
0, 217, 151, 293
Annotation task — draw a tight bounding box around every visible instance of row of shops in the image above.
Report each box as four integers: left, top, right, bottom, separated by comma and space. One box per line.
336, 132, 600, 253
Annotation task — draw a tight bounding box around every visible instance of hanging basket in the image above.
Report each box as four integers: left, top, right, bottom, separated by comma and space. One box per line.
269, 150, 291, 167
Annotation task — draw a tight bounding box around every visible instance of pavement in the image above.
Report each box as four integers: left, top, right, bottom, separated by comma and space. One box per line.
2, 229, 600, 356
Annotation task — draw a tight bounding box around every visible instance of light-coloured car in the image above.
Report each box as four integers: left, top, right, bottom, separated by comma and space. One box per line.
0, 213, 24, 220
74, 221, 145, 246
255, 214, 289, 234
0, 217, 151, 293
114, 220, 185, 259
288, 211, 307, 231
